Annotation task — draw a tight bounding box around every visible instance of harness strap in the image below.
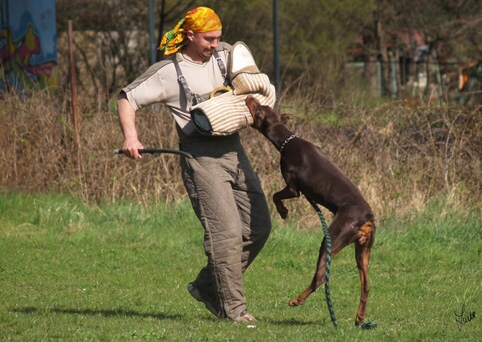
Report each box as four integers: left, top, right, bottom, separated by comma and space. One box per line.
174, 49, 228, 106
213, 49, 228, 86
173, 59, 201, 105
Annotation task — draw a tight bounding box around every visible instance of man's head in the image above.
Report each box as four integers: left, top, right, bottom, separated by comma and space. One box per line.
159, 7, 222, 57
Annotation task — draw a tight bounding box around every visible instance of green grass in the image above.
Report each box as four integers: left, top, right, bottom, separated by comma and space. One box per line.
1, 191, 481, 341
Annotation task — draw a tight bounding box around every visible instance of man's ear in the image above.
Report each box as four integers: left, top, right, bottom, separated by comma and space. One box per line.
186, 30, 195, 42
280, 114, 297, 124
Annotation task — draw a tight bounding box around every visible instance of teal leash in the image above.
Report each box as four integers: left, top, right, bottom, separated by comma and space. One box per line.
307, 198, 338, 328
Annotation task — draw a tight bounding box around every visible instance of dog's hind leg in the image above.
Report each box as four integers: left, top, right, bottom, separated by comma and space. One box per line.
354, 222, 375, 326
288, 217, 352, 307
287, 238, 328, 307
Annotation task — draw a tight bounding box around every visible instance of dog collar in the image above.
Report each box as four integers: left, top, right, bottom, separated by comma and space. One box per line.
279, 134, 297, 153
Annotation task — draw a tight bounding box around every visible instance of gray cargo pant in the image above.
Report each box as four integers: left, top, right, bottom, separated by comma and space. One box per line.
179, 132, 271, 319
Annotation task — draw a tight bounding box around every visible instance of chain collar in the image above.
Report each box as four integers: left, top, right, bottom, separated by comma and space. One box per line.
279, 134, 297, 153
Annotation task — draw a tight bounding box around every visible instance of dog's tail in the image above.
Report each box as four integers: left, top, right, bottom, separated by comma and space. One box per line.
307, 197, 338, 328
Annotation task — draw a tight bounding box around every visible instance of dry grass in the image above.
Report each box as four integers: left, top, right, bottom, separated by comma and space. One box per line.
1, 86, 481, 228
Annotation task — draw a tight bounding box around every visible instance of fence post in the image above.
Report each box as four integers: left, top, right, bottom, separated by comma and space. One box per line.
67, 20, 80, 164
67, 19, 83, 194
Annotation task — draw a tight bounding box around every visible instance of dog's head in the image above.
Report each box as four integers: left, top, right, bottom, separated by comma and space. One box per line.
245, 95, 293, 133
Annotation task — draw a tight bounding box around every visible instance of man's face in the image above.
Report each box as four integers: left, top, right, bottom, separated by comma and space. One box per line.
188, 30, 222, 61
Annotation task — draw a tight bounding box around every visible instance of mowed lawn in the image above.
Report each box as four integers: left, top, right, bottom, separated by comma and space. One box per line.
1, 192, 480, 341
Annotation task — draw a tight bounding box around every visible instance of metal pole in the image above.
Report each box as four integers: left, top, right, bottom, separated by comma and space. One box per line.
273, 0, 280, 104
148, 0, 156, 64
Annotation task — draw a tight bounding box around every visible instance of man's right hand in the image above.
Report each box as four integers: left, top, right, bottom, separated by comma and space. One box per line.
122, 140, 144, 159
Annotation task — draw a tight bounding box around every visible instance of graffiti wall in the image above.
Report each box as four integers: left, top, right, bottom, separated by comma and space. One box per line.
0, 0, 58, 90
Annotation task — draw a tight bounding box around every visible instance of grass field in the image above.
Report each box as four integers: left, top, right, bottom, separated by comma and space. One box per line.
1, 191, 480, 341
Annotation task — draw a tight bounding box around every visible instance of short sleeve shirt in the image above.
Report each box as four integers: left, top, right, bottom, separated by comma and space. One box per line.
122, 42, 232, 136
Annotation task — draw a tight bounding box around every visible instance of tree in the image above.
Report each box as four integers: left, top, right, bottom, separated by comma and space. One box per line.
53, 0, 482, 103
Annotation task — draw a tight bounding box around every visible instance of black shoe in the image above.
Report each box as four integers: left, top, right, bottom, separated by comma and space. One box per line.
187, 283, 224, 318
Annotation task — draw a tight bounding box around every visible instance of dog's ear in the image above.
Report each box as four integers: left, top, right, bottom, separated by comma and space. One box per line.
280, 114, 297, 124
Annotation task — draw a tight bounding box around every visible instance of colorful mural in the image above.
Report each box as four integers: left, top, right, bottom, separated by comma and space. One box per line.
0, 0, 58, 90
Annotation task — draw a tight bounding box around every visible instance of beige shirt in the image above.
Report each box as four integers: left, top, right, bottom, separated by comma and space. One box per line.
122, 42, 231, 136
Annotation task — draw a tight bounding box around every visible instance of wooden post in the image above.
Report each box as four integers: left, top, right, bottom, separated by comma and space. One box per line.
67, 20, 80, 163
68, 21, 79, 152
67, 19, 83, 195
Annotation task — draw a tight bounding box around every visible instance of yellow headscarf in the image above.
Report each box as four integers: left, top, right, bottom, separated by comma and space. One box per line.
159, 7, 222, 56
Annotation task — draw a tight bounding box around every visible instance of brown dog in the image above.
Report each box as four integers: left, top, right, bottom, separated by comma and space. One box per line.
245, 95, 376, 326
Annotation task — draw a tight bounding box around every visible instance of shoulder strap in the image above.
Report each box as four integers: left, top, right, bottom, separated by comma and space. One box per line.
173, 49, 228, 104
213, 49, 228, 86
173, 57, 201, 105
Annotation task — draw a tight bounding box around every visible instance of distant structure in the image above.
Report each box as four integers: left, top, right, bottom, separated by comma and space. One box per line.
347, 29, 481, 104
0, 0, 58, 90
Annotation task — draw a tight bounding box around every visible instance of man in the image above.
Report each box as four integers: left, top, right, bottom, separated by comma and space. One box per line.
117, 7, 271, 323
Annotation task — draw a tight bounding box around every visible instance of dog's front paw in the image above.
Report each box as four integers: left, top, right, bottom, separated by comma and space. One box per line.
276, 206, 288, 219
